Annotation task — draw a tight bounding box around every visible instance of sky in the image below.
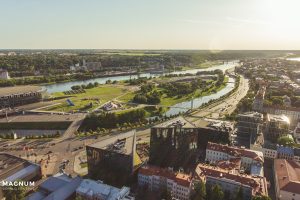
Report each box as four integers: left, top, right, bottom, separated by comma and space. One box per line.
1, 0, 300, 50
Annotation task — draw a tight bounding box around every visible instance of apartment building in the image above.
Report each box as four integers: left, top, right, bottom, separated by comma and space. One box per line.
274, 159, 300, 200
195, 163, 268, 200
206, 142, 264, 172
138, 165, 192, 200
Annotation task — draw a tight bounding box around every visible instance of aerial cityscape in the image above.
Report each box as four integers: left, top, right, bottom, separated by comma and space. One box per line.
1, 1, 300, 200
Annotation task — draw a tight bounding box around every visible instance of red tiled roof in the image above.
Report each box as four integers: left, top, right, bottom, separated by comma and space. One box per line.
274, 159, 300, 195
216, 158, 241, 170
195, 163, 268, 196
139, 165, 191, 187
207, 142, 263, 162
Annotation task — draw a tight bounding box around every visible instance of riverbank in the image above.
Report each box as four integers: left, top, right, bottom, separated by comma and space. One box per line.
43, 61, 238, 93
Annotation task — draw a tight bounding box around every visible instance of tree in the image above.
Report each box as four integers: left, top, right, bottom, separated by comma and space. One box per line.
277, 135, 295, 147
191, 181, 206, 200
252, 195, 272, 200
234, 187, 243, 200
3, 180, 26, 200
209, 184, 224, 200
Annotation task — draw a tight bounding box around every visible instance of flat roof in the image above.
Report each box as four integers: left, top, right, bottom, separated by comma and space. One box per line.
153, 116, 196, 129
88, 131, 135, 155
0, 113, 83, 123
0, 85, 43, 97
0, 153, 36, 180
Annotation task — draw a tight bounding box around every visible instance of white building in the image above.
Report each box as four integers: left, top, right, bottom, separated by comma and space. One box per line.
138, 165, 192, 200
206, 142, 264, 171
76, 179, 134, 200
274, 159, 300, 200
195, 163, 268, 200
0, 69, 10, 79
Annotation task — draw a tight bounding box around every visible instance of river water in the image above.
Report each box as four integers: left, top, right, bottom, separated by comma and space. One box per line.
43, 61, 238, 93
43, 61, 238, 116
164, 77, 235, 116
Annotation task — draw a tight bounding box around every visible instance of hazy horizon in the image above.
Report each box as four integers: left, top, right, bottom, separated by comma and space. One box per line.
1, 0, 300, 50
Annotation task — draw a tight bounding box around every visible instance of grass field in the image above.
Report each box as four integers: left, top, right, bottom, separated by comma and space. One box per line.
159, 76, 229, 107
45, 85, 132, 112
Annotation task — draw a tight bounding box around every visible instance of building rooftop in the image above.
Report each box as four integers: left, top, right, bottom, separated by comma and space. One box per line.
207, 142, 264, 163
27, 173, 82, 200
76, 179, 132, 200
193, 118, 234, 131
267, 114, 290, 124
274, 159, 300, 195
0, 85, 43, 97
153, 116, 196, 129
195, 163, 268, 196
88, 131, 135, 155
0, 153, 39, 181
238, 112, 263, 119
139, 165, 192, 187
215, 158, 241, 171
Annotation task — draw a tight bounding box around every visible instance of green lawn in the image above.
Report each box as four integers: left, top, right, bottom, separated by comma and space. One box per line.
45, 85, 131, 112
159, 76, 229, 107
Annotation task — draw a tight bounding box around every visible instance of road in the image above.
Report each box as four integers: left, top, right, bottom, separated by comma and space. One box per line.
0, 74, 247, 177
186, 75, 249, 120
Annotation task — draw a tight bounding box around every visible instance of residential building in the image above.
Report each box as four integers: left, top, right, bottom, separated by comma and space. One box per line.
0, 153, 41, 199
76, 179, 134, 200
26, 173, 82, 200
293, 121, 300, 143
83, 59, 102, 71
274, 159, 300, 200
252, 85, 266, 112
205, 142, 264, 172
0, 69, 9, 79
195, 163, 268, 200
86, 131, 141, 186
263, 106, 300, 128
283, 95, 292, 107
138, 165, 192, 200
265, 114, 290, 140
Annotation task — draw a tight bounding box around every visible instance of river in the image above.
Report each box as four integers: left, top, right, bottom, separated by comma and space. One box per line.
43, 61, 238, 93
164, 77, 235, 116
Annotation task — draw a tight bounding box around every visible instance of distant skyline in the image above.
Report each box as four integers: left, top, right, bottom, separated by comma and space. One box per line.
1, 0, 300, 50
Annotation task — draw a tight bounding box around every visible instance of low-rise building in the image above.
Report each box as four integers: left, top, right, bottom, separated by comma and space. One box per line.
138, 165, 192, 200
252, 85, 266, 112
0, 153, 41, 199
0, 85, 44, 108
195, 163, 268, 200
76, 179, 134, 200
205, 142, 264, 173
26, 173, 82, 200
274, 159, 300, 200
0, 69, 9, 79
293, 121, 300, 143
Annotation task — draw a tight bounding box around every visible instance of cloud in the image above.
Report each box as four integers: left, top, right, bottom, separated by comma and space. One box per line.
226, 17, 271, 25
